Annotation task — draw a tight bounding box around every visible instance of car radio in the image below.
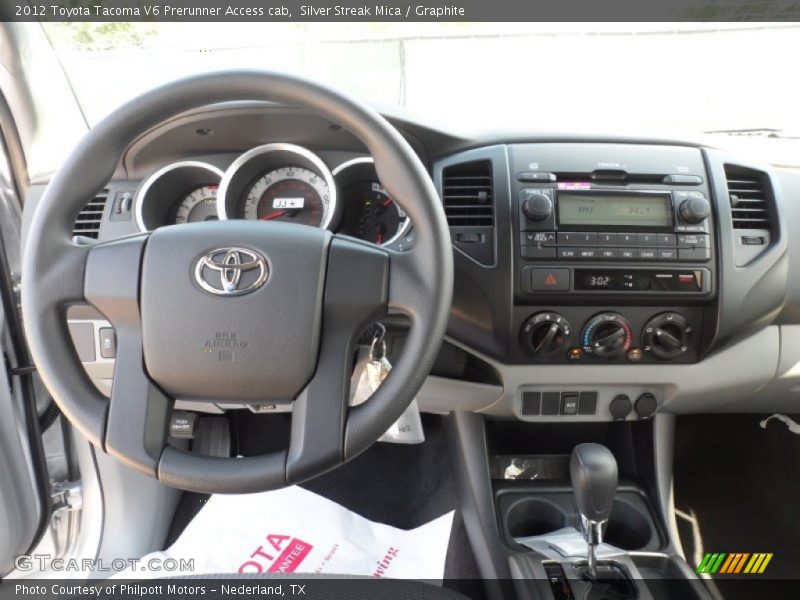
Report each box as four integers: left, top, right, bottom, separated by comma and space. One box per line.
517, 184, 714, 296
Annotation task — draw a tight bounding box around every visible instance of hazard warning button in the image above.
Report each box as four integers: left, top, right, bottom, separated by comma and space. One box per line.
531, 268, 570, 291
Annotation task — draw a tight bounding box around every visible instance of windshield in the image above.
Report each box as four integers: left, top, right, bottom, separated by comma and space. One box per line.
40, 22, 800, 162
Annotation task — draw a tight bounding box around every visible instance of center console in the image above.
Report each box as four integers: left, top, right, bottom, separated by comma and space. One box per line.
435, 140, 786, 600
447, 413, 712, 600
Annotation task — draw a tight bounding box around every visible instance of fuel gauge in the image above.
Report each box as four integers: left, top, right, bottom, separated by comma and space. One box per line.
339, 181, 409, 245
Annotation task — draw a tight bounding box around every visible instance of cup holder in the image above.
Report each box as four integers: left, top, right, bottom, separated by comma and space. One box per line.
499, 492, 660, 551
504, 497, 566, 538
603, 497, 653, 551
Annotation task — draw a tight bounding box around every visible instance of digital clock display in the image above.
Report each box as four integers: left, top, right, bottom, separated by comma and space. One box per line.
558, 192, 673, 229
574, 269, 705, 292
588, 275, 612, 287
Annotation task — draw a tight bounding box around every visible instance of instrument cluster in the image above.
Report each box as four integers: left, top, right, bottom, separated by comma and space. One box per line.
134, 143, 410, 247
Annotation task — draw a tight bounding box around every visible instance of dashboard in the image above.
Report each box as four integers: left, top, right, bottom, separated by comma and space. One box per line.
132, 143, 411, 248
20, 101, 800, 423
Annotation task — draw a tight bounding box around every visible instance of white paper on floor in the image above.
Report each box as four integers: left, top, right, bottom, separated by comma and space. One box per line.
516, 527, 624, 558
119, 486, 454, 580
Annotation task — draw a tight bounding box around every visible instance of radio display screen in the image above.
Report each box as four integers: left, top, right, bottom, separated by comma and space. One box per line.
557, 192, 673, 229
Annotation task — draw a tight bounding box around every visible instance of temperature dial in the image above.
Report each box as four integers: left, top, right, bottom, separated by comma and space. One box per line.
642, 312, 691, 360
582, 313, 632, 358
520, 312, 572, 356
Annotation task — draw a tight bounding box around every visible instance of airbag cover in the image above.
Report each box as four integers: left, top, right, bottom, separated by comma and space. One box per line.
140, 221, 329, 403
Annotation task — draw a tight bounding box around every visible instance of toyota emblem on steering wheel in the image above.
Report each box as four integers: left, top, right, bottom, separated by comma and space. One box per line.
194, 248, 269, 296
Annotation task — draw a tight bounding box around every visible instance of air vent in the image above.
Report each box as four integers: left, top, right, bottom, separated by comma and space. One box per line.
442, 160, 494, 227
725, 166, 771, 230
73, 188, 110, 239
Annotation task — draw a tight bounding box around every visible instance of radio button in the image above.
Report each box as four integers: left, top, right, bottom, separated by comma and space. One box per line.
577, 248, 598, 260
521, 231, 556, 246
598, 248, 619, 260
663, 174, 703, 185
658, 249, 678, 262
557, 232, 575, 245
558, 232, 597, 246
657, 233, 677, 246
598, 232, 617, 245
522, 245, 556, 260
679, 248, 711, 262
619, 249, 638, 261
677, 234, 710, 248
517, 171, 556, 182
618, 233, 638, 246
638, 248, 658, 261
637, 233, 659, 246
557, 247, 579, 259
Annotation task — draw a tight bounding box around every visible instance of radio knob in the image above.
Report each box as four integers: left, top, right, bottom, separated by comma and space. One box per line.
642, 312, 691, 360
522, 192, 553, 221
679, 196, 711, 223
582, 313, 632, 358
520, 312, 572, 356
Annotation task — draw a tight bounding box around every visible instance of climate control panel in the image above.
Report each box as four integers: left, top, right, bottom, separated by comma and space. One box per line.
515, 306, 701, 364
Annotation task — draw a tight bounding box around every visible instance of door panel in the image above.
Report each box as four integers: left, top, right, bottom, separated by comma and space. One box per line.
0, 107, 46, 576
0, 331, 42, 574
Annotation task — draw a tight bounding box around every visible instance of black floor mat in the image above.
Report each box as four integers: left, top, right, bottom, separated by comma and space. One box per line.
166, 413, 483, 598
674, 414, 800, 599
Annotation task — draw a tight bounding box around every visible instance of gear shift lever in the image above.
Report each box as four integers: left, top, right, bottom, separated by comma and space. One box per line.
570, 443, 618, 578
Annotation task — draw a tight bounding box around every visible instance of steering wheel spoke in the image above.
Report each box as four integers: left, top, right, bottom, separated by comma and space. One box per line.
83, 234, 171, 475
385, 247, 426, 317
45, 241, 93, 305
105, 364, 171, 477
286, 235, 388, 483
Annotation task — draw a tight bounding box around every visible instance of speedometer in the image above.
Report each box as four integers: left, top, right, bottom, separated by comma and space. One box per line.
241, 167, 330, 226
218, 143, 338, 230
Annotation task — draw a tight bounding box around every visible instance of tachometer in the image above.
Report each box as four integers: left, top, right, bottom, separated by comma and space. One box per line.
174, 185, 219, 224
241, 167, 330, 226
135, 161, 223, 231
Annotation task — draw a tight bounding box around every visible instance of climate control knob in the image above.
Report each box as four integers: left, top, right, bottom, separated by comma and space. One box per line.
520, 312, 572, 356
582, 313, 632, 358
642, 312, 691, 360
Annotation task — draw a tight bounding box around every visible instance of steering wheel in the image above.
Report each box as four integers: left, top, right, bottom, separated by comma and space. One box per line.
21, 71, 453, 494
